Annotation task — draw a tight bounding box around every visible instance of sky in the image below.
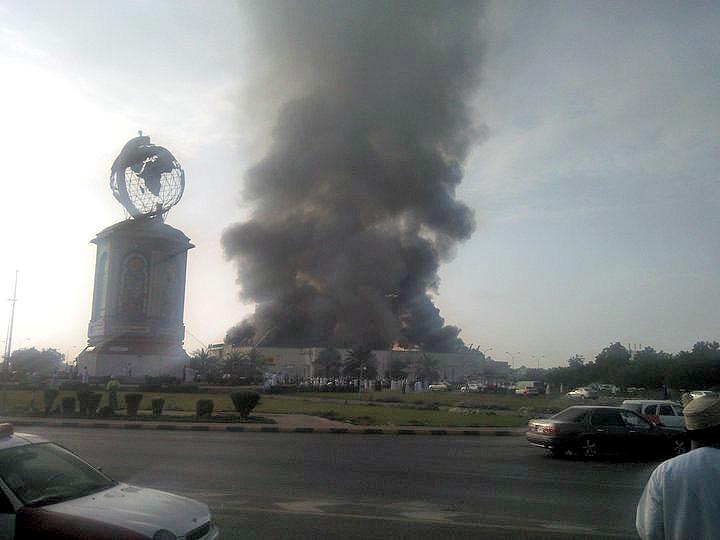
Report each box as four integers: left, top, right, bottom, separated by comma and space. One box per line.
0, 0, 718, 368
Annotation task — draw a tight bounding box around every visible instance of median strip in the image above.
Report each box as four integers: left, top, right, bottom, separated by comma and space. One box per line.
2, 417, 525, 436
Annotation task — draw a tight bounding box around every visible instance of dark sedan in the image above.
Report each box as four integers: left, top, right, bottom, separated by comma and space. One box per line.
527, 406, 688, 458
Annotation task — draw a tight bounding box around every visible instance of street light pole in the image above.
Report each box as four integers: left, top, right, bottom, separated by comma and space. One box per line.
3, 270, 19, 376
505, 351, 519, 370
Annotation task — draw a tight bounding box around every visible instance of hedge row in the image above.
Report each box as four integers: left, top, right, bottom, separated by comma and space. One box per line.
33, 389, 262, 419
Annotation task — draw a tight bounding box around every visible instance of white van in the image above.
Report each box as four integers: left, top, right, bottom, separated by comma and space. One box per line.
621, 400, 685, 430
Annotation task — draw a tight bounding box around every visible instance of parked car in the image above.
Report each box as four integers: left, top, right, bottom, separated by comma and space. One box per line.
566, 387, 598, 399
515, 381, 546, 396
690, 390, 716, 400
460, 383, 481, 393
597, 384, 619, 394
621, 400, 685, 430
428, 382, 449, 392
0, 424, 219, 540
526, 406, 689, 458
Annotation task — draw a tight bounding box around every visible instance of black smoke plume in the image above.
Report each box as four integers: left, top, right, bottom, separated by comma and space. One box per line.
223, 1, 484, 352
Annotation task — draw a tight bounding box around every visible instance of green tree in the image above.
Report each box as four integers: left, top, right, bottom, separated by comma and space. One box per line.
593, 342, 631, 385
567, 354, 584, 369
413, 353, 439, 384
313, 348, 342, 379
627, 347, 671, 388
10, 347, 63, 376
386, 354, 409, 379
343, 346, 377, 379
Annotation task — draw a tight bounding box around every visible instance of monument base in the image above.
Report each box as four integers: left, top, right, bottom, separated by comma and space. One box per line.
77, 340, 187, 380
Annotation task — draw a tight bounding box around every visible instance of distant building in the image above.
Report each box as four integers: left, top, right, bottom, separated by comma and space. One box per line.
215, 344, 510, 382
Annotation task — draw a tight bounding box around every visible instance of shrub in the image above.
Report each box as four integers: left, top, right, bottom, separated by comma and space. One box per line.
98, 405, 114, 417
230, 391, 260, 418
60, 382, 90, 391
77, 390, 99, 416
145, 375, 178, 386
196, 399, 214, 419
151, 398, 165, 416
124, 393, 143, 417
61, 396, 76, 415
88, 393, 102, 415
43, 389, 59, 414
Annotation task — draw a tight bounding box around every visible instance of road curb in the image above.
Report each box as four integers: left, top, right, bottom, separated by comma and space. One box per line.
5, 418, 525, 437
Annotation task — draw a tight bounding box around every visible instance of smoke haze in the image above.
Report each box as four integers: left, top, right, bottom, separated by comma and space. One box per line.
222, 0, 484, 352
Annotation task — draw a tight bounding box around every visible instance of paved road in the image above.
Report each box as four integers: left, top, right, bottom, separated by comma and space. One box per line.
23, 427, 658, 539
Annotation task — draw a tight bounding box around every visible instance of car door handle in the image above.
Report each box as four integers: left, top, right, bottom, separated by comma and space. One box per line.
596, 429, 607, 432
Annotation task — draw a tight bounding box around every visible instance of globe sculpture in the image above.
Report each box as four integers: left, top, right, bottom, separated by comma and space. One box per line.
110, 133, 185, 220
76, 134, 193, 379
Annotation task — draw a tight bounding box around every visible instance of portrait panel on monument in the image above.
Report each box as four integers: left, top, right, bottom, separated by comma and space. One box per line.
119, 252, 149, 320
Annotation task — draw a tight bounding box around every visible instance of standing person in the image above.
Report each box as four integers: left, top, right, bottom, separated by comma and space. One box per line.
106, 376, 119, 411
636, 395, 720, 539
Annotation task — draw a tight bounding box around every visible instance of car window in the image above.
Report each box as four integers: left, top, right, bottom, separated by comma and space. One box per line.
0, 489, 13, 514
643, 404, 657, 415
620, 410, 652, 430
590, 410, 623, 427
552, 408, 588, 422
658, 405, 674, 416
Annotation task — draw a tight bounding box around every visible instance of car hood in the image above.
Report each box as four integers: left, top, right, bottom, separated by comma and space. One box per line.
47, 482, 211, 537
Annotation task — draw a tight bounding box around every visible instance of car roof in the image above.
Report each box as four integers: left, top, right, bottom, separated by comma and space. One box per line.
562, 406, 624, 411
0, 430, 49, 450
622, 400, 681, 405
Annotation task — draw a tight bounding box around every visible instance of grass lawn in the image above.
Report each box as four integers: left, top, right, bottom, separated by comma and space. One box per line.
0, 388, 595, 427
0, 388, 529, 427
286, 390, 588, 412
255, 397, 527, 427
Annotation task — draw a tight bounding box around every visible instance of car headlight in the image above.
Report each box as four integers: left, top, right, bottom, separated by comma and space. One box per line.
153, 530, 178, 540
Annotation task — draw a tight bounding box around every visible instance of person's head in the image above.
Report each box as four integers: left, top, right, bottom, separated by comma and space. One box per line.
684, 395, 720, 449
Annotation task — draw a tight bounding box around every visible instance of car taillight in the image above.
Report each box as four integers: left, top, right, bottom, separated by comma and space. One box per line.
542, 425, 558, 434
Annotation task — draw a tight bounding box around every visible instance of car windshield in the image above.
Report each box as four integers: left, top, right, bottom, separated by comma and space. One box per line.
0, 443, 115, 507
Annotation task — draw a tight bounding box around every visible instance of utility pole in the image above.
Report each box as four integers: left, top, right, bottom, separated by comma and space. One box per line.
3, 270, 19, 375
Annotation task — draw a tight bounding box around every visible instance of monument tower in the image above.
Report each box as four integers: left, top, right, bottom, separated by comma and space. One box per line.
77, 134, 193, 379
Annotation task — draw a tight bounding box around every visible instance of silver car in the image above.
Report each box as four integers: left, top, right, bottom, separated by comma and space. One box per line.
621, 400, 685, 430
0, 424, 219, 540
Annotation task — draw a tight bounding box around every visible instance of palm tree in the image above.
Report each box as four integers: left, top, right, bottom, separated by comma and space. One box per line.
386, 354, 409, 380
343, 345, 378, 379
223, 349, 267, 383
189, 348, 223, 382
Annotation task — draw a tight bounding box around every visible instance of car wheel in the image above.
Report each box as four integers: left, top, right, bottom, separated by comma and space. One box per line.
671, 437, 689, 456
578, 437, 598, 459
